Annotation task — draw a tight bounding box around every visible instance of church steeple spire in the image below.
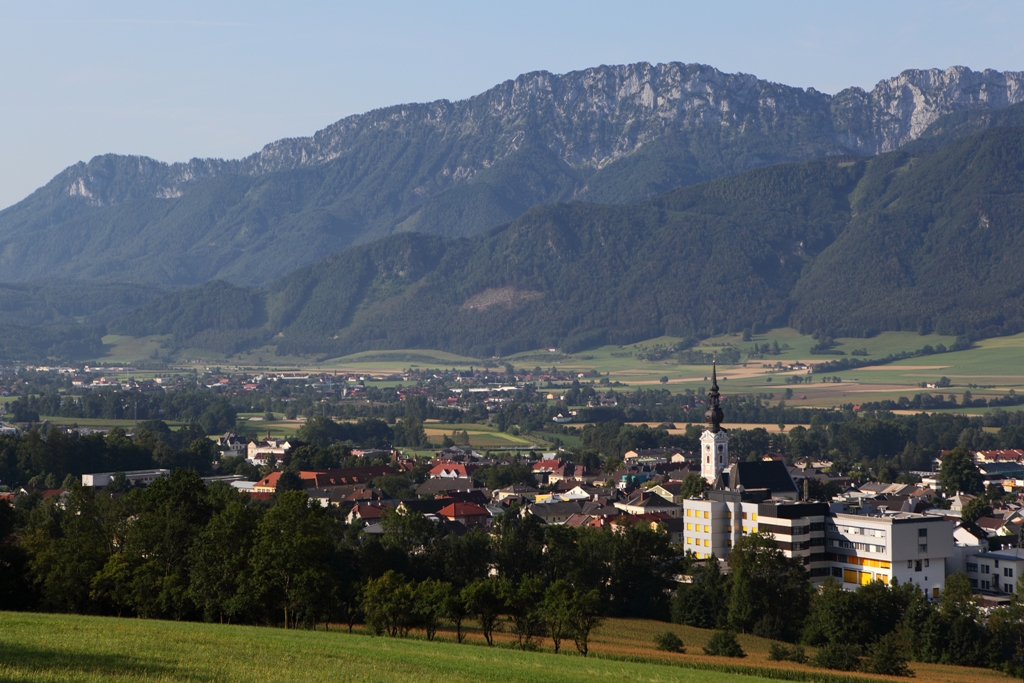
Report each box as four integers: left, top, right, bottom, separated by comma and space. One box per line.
704, 362, 724, 434
700, 361, 729, 485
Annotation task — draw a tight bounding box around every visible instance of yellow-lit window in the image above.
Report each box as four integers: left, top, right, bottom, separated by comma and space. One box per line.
703, 511, 709, 519
703, 539, 709, 547
686, 509, 692, 517
843, 569, 857, 584
726, 511, 732, 519
742, 526, 748, 533
879, 574, 889, 585
726, 525, 732, 532
686, 523, 692, 531
881, 561, 891, 569
703, 525, 709, 533
752, 513, 757, 521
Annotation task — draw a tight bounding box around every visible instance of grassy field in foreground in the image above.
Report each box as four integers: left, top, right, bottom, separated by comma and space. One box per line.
1, 612, 1010, 683
0, 612, 781, 683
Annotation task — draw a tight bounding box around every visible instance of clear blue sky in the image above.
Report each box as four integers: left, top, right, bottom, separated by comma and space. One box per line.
2, 0, 1023, 209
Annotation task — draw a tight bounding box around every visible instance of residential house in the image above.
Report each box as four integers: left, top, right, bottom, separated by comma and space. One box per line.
253, 472, 282, 493
415, 477, 482, 498
528, 500, 584, 525
493, 484, 539, 502
438, 501, 489, 527
428, 462, 478, 479
615, 491, 682, 518
246, 439, 296, 466
649, 482, 684, 504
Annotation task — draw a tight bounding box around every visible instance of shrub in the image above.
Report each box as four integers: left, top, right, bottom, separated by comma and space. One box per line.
814, 641, 860, 671
862, 633, 912, 677
654, 631, 684, 653
703, 630, 745, 658
768, 642, 807, 663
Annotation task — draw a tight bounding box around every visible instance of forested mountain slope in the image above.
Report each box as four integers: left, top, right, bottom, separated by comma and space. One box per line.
2, 63, 1023, 286
111, 125, 1024, 358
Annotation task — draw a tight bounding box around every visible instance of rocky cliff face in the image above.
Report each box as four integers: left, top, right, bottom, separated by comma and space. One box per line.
832, 66, 1024, 154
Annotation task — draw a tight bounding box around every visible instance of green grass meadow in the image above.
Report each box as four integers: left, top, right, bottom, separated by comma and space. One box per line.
0, 612, 781, 683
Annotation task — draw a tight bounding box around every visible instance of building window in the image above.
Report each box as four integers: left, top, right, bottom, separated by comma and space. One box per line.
967, 563, 978, 573
1006, 568, 1014, 578
907, 560, 913, 569
970, 579, 978, 588
832, 567, 843, 578
983, 581, 991, 590
924, 559, 929, 568
995, 560, 1001, 569
918, 528, 928, 538
703, 525, 709, 533
915, 560, 922, 572
983, 565, 991, 574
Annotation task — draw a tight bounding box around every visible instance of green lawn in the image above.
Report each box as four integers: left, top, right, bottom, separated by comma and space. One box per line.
0, 612, 781, 683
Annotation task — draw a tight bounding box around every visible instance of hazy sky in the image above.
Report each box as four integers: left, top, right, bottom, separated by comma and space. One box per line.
2, 0, 1023, 209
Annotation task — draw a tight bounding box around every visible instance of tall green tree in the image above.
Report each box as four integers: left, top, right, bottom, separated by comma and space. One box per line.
462, 578, 503, 646
938, 447, 983, 495
500, 574, 546, 650
187, 497, 261, 623
727, 532, 810, 641
119, 470, 213, 620
672, 555, 729, 629
245, 490, 340, 628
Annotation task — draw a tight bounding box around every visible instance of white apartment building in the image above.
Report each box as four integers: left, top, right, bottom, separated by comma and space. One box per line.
682, 493, 831, 578
681, 498, 955, 596
965, 548, 1024, 594
827, 512, 954, 598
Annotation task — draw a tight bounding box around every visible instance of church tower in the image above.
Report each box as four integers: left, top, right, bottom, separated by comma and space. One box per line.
700, 363, 729, 484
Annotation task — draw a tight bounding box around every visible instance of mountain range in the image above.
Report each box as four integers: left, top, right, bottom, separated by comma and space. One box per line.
2, 62, 1023, 287
111, 124, 1024, 359
3, 61, 1024, 361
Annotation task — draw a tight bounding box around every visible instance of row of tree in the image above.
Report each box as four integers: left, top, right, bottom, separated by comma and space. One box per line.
2, 471, 679, 629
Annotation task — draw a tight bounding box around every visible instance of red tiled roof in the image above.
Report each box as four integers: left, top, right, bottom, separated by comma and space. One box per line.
256, 472, 282, 489
438, 501, 488, 519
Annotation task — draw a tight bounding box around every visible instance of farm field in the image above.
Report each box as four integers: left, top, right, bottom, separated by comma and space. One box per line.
77, 328, 1024, 417
0, 611, 1007, 683
423, 422, 546, 449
